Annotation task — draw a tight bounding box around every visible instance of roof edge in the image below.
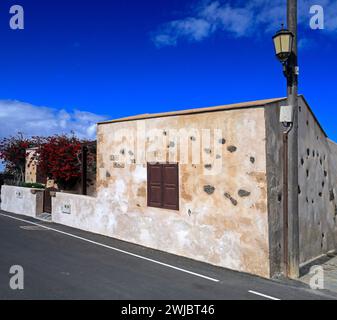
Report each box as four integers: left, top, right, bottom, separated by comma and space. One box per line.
327, 138, 337, 147
97, 97, 287, 125
96, 96, 332, 141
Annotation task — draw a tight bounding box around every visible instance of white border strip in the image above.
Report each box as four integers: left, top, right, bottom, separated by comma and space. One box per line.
248, 290, 280, 300
0, 213, 219, 283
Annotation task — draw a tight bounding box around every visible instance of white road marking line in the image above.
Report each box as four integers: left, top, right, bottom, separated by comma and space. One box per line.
0, 213, 219, 283
248, 290, 281, 300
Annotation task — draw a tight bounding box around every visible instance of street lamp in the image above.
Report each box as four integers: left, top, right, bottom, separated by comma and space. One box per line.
272, 27, 294, 63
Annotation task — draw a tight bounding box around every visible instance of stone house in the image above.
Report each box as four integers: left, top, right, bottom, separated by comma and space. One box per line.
3, 95, 337, 279
54, 95, 337, 278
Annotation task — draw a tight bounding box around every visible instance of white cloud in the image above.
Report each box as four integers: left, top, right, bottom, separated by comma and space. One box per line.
152, 0, 337, 47
153, 17, 213, 47
0, 100, 108, 140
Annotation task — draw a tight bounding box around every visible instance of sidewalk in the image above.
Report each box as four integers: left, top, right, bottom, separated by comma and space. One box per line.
300, 253, 337, 293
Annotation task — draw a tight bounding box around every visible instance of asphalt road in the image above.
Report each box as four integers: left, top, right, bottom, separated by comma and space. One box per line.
0, 210, 335, 300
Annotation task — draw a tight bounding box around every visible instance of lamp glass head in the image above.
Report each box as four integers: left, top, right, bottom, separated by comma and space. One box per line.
273, 29, 294, 63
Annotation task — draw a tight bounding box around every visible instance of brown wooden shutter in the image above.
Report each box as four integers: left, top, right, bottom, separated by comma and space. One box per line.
147, 163, 163, 208
162, 164, 179, 210
147, 163, 179, 210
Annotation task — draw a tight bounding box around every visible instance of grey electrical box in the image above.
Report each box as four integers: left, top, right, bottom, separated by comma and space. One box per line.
279, 105, 294, 123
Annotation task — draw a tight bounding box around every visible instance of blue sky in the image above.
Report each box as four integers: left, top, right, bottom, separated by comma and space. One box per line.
0, 0, 336, 142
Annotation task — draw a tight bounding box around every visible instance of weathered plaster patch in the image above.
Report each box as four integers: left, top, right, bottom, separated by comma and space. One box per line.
133, 165, 147, 183
137, 186, 146, 197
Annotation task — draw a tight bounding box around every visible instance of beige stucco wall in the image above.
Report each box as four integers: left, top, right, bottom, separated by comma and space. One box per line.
92, 108, 270, 277
0, 185, 44, 217
51, 108, 270, 277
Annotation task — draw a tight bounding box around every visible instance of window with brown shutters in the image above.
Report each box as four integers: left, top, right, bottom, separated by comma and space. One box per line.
147, 163, 179, 210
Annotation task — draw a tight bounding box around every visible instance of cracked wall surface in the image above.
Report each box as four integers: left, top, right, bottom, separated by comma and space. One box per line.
79, 108, 271, 277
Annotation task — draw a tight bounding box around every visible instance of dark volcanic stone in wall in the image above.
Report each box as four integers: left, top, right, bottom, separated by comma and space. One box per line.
224, 192, 238, 206
227, 146, 237, 153
204, 185, 215, 195
219, 138, 226, 145
238, 189, 251, 197
168, 141, 175, 148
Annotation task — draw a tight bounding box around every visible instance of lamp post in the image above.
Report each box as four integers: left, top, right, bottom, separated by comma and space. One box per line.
272, 0, 299, 279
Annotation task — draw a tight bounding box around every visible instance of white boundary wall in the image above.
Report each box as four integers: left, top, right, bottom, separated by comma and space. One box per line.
0, 185, 44, 217
52, 192, 97, 232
